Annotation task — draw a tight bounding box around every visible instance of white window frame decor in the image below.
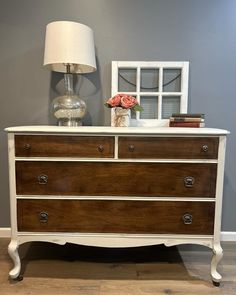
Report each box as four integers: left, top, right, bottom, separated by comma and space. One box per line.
111, 61, 189, 127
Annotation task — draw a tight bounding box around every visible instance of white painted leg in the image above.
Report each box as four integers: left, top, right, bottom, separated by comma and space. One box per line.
8, 240, 21, 279
211, 243, 223, 286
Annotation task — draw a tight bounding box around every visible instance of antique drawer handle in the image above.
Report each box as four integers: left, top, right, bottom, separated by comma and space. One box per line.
183, 213, 193, 225
184, 176, 195, 188
38, 174, 48, 185
39, 212, 49, 223
128, 144, 135, 152
98, 145, 104, 153
202, 145, 209, 152
24, 143, 31, 150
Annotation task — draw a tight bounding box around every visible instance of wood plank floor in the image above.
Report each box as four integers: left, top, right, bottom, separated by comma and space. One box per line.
0, 238, 235, 294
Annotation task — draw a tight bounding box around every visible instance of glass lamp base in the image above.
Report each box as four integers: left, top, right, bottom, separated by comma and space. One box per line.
53, 94, 86, 127
57, 118, 82, 127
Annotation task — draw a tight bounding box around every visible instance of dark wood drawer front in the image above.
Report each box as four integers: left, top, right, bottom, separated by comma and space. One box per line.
15, 135, 114, 158
17, 199, 215, 235
118, 137, 219, 159
16, 162, 217, 197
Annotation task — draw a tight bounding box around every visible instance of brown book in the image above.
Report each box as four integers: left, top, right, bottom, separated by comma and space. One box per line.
171, 113, 205, 119
169, 122, 205, 128
169, 117, 204, 122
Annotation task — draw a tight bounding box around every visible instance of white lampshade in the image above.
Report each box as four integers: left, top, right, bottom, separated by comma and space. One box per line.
43, 21, 96, 73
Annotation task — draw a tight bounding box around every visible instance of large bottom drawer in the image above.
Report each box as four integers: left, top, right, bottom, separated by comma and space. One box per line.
17, 200, 215, 235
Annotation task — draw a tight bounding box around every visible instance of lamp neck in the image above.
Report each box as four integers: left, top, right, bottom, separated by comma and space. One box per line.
64, 73, 74, 96
66, 64, 71, 74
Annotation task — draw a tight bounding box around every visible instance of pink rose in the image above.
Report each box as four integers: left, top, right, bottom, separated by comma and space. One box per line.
120, 94, 138, 109
106, 94, 121, 107
105, 93, 142, 111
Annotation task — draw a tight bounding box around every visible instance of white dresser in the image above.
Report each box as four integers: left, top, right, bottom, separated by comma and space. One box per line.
5, 126, 229, 285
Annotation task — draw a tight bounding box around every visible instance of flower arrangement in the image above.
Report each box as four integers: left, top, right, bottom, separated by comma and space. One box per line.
105, 93, 143, 112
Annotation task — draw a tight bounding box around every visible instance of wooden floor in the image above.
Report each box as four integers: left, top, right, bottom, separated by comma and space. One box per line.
0, 238, 235, 294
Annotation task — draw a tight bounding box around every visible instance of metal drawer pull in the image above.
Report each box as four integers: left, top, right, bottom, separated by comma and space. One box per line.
202, 145, 209, 152
98, 145, 104, 153
39, 212, 49, 223
24, 143, 31, 150
128, 144, 135, 152
184, 176, 195, 188
183, 213, 193, 225
38, 174, 48, 185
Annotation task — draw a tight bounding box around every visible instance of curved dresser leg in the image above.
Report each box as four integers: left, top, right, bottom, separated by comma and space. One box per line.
8, 240, 21, 280
211, 243, 223, 286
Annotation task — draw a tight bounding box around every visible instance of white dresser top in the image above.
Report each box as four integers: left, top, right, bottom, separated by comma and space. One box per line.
5, 126, 229, 136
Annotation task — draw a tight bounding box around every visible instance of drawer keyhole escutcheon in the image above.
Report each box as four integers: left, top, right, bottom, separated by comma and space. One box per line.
128, 144, 135, 152
202, 145, 209, 152
183, 213, 193, 225
184, 176, 195, 188
98, 145, 104, 153
39, 212, 49, 223
38, 174, 48, 185
24, 143, 31, 150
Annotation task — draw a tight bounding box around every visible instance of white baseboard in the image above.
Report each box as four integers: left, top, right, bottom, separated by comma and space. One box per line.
0, 227, 11, 238
0, 228, 236, 241
221, 231, 236, 241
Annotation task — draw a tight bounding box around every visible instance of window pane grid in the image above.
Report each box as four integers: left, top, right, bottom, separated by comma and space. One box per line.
112, 61, 189, 125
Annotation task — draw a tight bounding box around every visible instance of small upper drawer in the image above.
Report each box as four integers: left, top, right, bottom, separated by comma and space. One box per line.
15, 135, 114, 158
118, 137, 219, 159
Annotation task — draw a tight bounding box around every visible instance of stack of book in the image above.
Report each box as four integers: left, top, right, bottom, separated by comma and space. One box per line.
169, 113, 205, 128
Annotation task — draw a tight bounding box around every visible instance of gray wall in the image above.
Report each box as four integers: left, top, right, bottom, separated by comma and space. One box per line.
0, 0, 236, 230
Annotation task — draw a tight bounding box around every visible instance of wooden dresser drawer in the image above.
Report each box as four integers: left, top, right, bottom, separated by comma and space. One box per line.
16, 161, 217, 197
118, 137, 219, 159
15, 135, 114, 158
17, 199, 215, 235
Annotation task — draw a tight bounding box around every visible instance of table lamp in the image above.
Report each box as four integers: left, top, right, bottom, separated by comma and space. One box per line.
43, 21, 97, 126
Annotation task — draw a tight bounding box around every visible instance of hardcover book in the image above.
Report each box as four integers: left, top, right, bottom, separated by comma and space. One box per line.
169, 122, 205, 128
171, 113, 205, 119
